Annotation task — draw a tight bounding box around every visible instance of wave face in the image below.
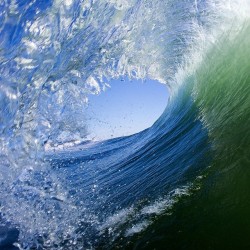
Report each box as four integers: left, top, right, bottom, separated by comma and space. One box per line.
0, 0, 250, 249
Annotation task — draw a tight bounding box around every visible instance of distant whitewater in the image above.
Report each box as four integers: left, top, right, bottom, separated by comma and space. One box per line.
0, 0, 250, 249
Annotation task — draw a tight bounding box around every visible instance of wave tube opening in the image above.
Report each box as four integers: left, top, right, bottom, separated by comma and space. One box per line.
85, 78, 169, 141
0, 0, 250, 249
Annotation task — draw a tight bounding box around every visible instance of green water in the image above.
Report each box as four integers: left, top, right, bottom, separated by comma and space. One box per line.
121, 23, 250, 250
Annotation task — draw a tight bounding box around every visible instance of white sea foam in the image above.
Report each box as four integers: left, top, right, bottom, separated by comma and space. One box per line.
98, 207, 134, 232
0, 0, 249, 248
125, 220, 151, 236
96, 185, 192, 239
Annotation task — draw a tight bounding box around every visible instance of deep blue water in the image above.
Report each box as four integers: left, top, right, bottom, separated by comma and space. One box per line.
0, 0, 250, 249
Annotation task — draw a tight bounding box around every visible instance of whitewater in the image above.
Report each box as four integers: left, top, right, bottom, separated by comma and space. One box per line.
0, 0, 250, 249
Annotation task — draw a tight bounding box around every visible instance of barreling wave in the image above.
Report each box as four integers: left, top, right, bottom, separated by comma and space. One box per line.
0, 0, 250, 249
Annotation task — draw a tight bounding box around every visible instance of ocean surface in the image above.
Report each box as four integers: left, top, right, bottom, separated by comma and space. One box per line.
0, 0, 250, 249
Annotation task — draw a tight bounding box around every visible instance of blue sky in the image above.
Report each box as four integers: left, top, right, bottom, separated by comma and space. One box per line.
86, 78, 169, 140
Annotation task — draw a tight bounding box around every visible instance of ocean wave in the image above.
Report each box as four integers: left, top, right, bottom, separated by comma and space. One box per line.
0, 0, 250, 249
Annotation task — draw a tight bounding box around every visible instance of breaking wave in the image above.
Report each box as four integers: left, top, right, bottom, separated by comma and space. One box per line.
0, 0, 250, 249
